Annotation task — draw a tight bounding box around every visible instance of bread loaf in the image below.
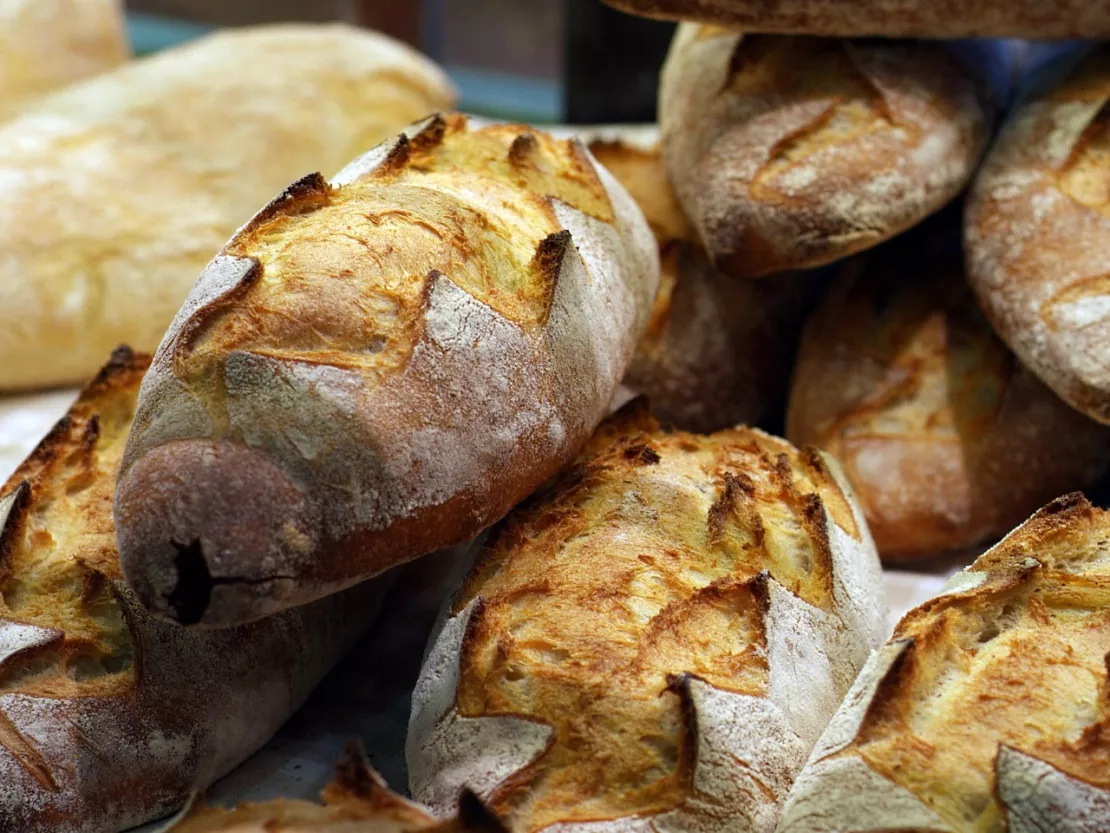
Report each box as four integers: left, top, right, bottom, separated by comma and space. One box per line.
407, 400, 887, 832
778, 492, 1110, 832
0, 348, 387, 833
114, 114, 660, 628
966, 46, 1110, 425
0, 23, 455, 391
601, 0, 1110, 38
577, 125, 811, 432
787, 225, 1110, 562
660, 25, 991, 278
0, 0, 127, 122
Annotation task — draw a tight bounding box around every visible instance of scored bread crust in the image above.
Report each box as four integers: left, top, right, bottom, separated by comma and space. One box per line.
407, 401, 887, 833
0, 348, 387, 833
114, 114, 660, 628
966, 46, 1110, 425
778, 492, 1110, 832
787, 229, 1110, 562
660, 25, 991, 279
0, 22, 455, 391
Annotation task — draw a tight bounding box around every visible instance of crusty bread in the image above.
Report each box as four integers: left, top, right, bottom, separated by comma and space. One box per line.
0, 0, 128, 122
601, 0, 1110, 38
114, 114, 660, 628
778, 492, 1110, 832
577, 125, 811, 432
0, 348, 387, 833
966, 45, 1110, 425
0, 23, 455, 391
787, 225, 1110, 562
660, 25, 991, 278
407, 400, 887, 833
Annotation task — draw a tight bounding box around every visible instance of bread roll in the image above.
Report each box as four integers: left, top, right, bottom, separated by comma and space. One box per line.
601, 0, 1110, 38
114, 114, 660, 628
778, 492, 1110, 833
578, 125, 811, 432
660, 25, 991, 278
407, 401, 887, 832
787, 227, 1110, 562
0, 348, 387, 833
966, 46, 1110, 425
0, 23, 455, 391
0, 0, 127, 122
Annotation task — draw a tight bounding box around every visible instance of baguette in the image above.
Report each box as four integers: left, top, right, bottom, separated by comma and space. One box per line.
660, 25, 991, 278
406, 400, 887, 832
0, 348, 386, 833
966, 46, 1110, 425
787, 225, 1110, 561
778, 492, 1110, 832
114, 114, 660, 628
0, 23, 455, 391
601, 0, 1110, 38
0, 0, 128, 122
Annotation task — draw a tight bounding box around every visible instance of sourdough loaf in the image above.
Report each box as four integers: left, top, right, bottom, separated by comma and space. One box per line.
660, 25, 992, 278
787, 226, 1110, 561
778, 492, 1110, 832
0, 23, 455, 391
966, 45, 1110, 425
0, 348, 386, 833
407, 400, 887, 833
114, 114, 659, 628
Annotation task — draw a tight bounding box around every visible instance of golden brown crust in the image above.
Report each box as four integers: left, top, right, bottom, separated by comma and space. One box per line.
787, 226, 1110, 562
660, 27, 991, 278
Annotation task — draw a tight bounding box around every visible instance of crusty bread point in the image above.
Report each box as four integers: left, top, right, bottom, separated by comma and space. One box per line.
967, 45, 1110, 425
115, 114, 659, 628
778, 492, 1110, 832
407, 400, 887, 832
660, 25, 991, 279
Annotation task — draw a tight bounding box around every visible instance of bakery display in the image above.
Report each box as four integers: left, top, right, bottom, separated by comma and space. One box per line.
787, 224, 1110, 561
0, 23, 455, 391
660, 25, 992, 278
0, 349, 388, 833
114, 114, 660, 629
778, 492, 1110, 832
407, 400, 887, 832
967, 45, 1110, 425
0, 0, 127, 122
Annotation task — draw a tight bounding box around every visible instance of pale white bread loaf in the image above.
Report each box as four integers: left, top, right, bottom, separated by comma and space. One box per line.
407, 401, 887, 832
778, 492, 1110, 833
0, 23, 455, 391
0, 0, 128, 122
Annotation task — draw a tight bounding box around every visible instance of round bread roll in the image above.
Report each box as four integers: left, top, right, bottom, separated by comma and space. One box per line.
787, 225, 1110, 562
967, 45, 1110, 425
660, 25, 992, 279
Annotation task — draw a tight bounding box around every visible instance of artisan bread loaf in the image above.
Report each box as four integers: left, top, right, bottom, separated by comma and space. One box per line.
0, 23, 455, 391
0, 349, 387, 833
778, 492, 1110, 832
601, 0, 1110, 38
966, 46, 1110, 425
114, 114, 660, 628
407, 401, 887, 833
660, 25, 992, 278
0, 0, 127, 122
787, 224, 1110, 562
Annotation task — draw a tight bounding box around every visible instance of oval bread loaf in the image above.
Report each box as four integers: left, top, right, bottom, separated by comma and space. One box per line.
787, 225, 1110, 562
0, 349, 388, 833
406, 401, 887, 833
660, 25, 992, 278
778, 492, 1110, 833
966, 46, 1110, 425
114, 114, 660, 628
0, 23, 455, 391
